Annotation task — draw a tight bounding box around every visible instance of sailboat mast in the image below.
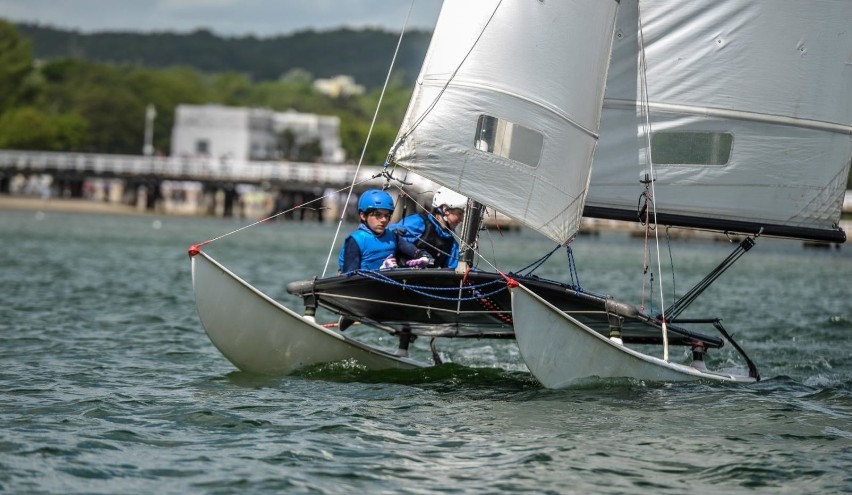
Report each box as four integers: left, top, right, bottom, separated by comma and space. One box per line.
456, 200, 484, 273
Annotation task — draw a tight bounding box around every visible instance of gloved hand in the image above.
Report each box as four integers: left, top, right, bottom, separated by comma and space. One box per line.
419, 251, 435, 266
380, 255, 398, 270
406, 255, 433, 268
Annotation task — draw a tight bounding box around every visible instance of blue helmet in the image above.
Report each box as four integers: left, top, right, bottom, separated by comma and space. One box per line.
358, 189, 395, 213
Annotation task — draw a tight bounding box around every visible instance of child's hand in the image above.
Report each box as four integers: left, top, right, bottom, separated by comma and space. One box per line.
380, 255, 398, 270
406, 256, 431, 268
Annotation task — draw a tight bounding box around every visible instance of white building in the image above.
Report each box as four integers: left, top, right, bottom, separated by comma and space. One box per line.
313, 75, 365, 98
170, 104, 345, 164
274, 109, 346, 164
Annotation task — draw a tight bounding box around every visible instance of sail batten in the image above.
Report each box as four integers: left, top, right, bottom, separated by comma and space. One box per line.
605, 99, 852, 136
419, 78, 603, 140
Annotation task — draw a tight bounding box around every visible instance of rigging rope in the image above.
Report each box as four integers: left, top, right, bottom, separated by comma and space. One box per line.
665, 236, 756, 321
188, 175, 382, 251
391, 0, 505, 153
190, 1, 420, 254
194, 0, 586, 311
364, 1, 531, 285
321, 0, 417, 278
638, 188, 652, 312
567, 246, 581, 290
381, 181, 501, 281
665, 226, 677, 307
515, 245, 561, 275
637, 6, 670, 360
342, 177, 586, 303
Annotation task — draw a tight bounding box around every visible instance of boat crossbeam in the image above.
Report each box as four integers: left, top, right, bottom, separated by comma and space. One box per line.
665, 236, 757, 321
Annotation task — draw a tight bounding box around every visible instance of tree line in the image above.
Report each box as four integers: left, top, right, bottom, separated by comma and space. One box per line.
2, 20, 851, 191
0, 19, 427, 164
15, 23, 432, 90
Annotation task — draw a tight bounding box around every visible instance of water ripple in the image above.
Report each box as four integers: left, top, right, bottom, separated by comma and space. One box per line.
1, 212, 851, 494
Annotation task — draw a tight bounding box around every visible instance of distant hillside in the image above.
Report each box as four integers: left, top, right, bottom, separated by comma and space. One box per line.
13, 23, 432, 89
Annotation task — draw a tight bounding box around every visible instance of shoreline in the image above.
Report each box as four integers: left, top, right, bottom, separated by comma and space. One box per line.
2, 194, 847, 245
0, 195, 150, 216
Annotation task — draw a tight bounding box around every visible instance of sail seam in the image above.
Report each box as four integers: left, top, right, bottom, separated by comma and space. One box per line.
605, 98, 852, 135
420, 78, 601, 140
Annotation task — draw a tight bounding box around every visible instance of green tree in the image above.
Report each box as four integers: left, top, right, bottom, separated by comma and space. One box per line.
27, 60, 143, 153
125, 66, 213, 153
76, 85, 146, 153
0, 107, 56, 149
362, 122, 400, 165
0, 20, 34, 111
53, 113, 89, 150
338, 112, 370, 163
5, 20, 423, 158
244, 73, 333, 113
210, 72, 253, 105
0, 106, 86, 150
36, 59, 109, 114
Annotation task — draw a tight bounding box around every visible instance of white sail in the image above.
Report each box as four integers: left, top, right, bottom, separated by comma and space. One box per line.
586, 0, 852, 242
392, 0, 620, 245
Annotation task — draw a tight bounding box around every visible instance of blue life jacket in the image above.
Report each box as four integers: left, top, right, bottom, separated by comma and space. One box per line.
338, 223, 398, 272
390, 212, 459, 269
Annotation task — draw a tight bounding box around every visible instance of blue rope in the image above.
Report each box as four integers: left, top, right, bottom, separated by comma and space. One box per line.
344, 269, 510, 302
337, 244, 588, 304
516, 245, 561, 275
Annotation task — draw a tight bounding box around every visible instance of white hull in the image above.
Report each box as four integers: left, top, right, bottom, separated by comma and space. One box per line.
510, 284, 756, 388
191, 250, 426, 375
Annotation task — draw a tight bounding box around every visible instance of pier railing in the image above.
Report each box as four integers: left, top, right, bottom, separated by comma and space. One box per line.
0, 150, 385, 187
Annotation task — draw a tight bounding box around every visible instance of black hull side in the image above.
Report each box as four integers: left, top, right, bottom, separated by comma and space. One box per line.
286, 269, 724, 348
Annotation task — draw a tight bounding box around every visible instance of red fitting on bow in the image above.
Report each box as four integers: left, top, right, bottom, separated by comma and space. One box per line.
188, 240, 211, 257
498, 272, 519, 288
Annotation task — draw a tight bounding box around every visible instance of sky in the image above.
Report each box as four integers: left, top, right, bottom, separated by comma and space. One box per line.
0, 0, 443, 36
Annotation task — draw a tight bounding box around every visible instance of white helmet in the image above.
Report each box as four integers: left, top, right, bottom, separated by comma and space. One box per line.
432, 187, 468, 210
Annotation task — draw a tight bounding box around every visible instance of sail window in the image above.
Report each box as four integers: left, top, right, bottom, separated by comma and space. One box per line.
651, 132, 733, 166
475, 115, 543, 168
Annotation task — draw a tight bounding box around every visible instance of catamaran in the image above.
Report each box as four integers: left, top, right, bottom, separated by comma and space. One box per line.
191, 0, 851, 386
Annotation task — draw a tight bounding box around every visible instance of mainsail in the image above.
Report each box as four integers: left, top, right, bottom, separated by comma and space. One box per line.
391, 0, 620, 245
586, 0, 852, 243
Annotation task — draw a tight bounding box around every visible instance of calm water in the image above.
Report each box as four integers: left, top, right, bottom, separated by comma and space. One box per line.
1, 208, 851, 494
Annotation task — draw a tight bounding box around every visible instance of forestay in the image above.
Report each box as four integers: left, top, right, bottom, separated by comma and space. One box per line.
586, 0, 852, 242
391, 0, 620, 245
